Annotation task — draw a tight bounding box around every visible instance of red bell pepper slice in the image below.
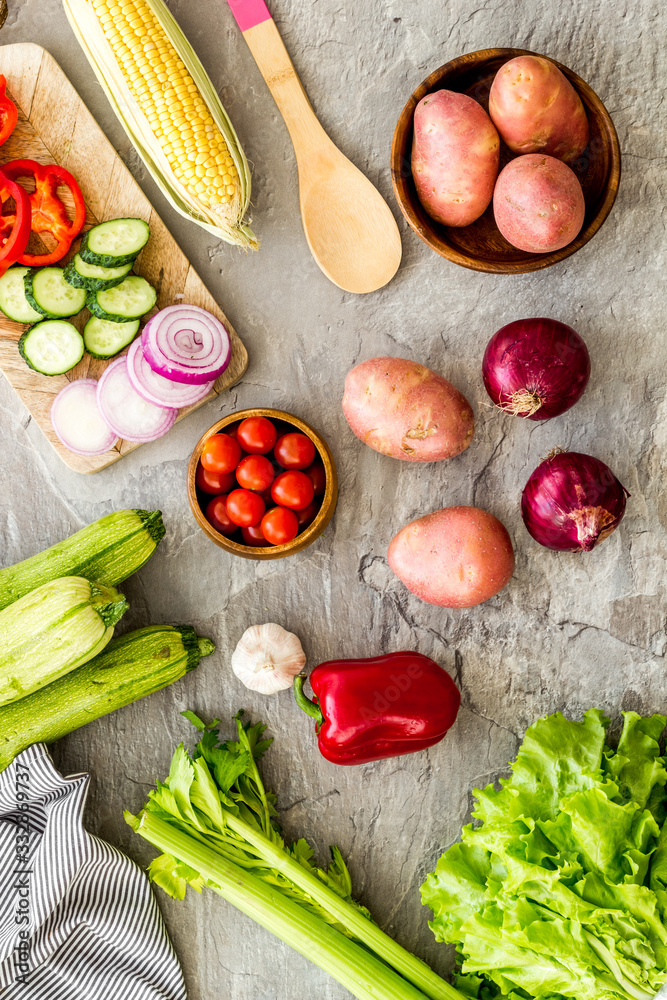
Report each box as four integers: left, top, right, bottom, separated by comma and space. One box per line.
0, 168, 32, 277
0, 76, 18, 147
0, 158, 86, 266
293, 652, 461, 765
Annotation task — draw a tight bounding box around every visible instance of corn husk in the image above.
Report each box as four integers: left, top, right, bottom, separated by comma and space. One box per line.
62, 0, 258, 249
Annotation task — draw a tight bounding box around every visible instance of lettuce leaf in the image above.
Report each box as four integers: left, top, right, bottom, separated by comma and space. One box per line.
422, 710, 667, 1000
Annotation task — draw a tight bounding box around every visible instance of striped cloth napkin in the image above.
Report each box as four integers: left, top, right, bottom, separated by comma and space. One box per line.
0, 744, 186, 999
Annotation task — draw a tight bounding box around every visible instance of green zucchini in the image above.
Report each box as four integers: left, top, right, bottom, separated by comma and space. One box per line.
79, 218, 150, 267
64, 254, 133, 292
0, 626, 214, 773
0, 509, 164, 611
0, 576, 128, 706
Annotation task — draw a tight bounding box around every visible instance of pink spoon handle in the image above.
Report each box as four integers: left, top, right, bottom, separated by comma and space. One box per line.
226, 0, 272, 31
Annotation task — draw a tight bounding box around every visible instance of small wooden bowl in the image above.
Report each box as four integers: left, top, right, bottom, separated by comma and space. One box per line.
187, 408, 338, 560
391, 48, 621, 274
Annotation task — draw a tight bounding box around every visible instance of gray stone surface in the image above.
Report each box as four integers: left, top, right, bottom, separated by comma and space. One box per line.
1, 0, 666, 996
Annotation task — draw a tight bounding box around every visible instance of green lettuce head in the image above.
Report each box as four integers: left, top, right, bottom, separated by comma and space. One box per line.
422, 709, 667, 1000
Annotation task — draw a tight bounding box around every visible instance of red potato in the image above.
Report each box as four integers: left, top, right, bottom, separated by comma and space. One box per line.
493, 154, 585, 253
342, 357, 474, 463
489, 55, 589, 163
388, 506, 515, 608
412, 90, 500, 227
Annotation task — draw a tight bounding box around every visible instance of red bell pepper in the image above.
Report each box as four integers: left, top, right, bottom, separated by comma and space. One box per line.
293, 652, 460, 766
0, 76, 18, 147
0, 168, 32, 277
0, 158, 86, 266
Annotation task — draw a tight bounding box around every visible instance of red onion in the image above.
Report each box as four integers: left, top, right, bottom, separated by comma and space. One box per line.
126, 338, 214, 408
142, 305, 231, 385
97, 356, 177, 443
482, 318, 590, 420
51, 379, 118, 456
521, 450, 629, 551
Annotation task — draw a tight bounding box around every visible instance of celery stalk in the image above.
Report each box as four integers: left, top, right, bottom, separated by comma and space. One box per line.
126, 714, 466, 1000
131, 811, 430, 1000
225, 812, 461, 1000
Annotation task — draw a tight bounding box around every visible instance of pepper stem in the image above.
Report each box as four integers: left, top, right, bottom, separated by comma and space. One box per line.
293, 675, 324, 727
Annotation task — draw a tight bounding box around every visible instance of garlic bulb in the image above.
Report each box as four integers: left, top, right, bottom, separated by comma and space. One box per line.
231, 624, 306, 695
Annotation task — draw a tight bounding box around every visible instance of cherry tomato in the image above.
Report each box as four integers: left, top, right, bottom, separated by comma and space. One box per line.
271, 470, 314, 511
296, 500, 319, 527
226, 488, 266, 527
236, 454, 275, 492
274, 432, 316, 470
241, 523, 272, 547
261, 505, 299, 545
304, 461, 326, 496
196, 464, 237, 495
205, 495, 237, 535
236, 416, 277, 455
200, 433, 241, 474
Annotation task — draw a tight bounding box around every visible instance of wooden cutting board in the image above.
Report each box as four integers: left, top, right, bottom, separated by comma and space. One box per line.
0, 42, 249, 474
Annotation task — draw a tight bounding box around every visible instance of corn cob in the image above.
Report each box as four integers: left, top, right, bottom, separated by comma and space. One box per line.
63, 0, 257, 249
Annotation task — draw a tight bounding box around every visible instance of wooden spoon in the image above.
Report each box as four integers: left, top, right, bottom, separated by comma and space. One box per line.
226, 0, 402, 293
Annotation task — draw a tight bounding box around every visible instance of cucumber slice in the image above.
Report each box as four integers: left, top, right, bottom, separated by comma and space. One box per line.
19, 320, 84, 375
87, 276, 157, 323
25, 268, 87, 319
0, 267, 42, 323
79, 218, 150, 267
64, 254, 133, 292
83, 316, 140, 359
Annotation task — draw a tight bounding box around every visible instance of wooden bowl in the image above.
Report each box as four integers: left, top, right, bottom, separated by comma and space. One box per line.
391, 48, 621, 274
187, 408, 338, 560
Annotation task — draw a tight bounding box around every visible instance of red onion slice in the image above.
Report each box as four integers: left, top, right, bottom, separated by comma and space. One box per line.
51, 379, 119, 456
126, 338, 214, 408
142, 305, 231, 385
97, 356, 177, 443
